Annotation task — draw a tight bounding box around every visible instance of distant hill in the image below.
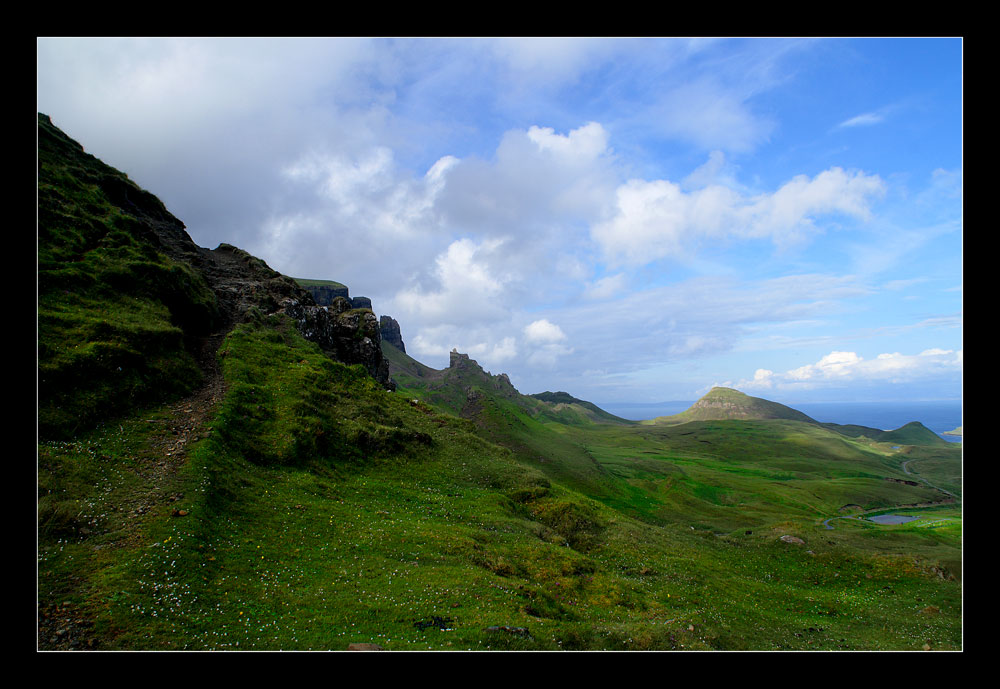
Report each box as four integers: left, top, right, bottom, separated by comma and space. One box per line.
383, 342, 631, 427
527, 391, 635, 425
650, 387, 950, 447
824, 420, 950, 446
650, 387, 818, 425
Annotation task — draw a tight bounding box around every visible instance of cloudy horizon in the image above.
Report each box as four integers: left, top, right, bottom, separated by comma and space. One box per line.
37, 37, 962, 405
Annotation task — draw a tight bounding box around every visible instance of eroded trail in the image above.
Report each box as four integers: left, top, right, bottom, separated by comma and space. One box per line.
38, 333, 228, 651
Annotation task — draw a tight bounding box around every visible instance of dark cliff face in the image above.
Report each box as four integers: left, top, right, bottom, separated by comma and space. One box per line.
282, 297, 394, 390
379, 315, 405, 352
299, 283, 349, 305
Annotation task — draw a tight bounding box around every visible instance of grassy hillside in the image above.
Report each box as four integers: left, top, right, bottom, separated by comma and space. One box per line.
37, 114, 219, 439
38, 320, 963, 650
38, 116, 962, 651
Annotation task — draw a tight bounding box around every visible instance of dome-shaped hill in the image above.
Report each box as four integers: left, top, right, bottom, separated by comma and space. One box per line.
652, 387, 818, 425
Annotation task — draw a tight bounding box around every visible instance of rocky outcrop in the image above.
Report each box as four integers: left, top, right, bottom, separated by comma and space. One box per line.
281, 297, 394, 390
380, 316, 406, 352
40, 116, 393, 392
450, 349, 474, 370
299, 282, 349, 305
350, 296, 373, 310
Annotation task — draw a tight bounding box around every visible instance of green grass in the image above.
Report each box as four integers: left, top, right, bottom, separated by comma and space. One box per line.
38, 316, 961, 650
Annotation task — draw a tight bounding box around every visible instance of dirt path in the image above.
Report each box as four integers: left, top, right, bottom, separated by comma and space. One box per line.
38, 333, 228, 651
901, 458, 958, 498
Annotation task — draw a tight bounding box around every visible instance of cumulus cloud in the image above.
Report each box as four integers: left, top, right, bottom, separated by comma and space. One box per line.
592, 167, 886, 266
524, 319, 567, 344
393, 238, 512, 327
738, 348, 962, 392
436, 121, 615, 235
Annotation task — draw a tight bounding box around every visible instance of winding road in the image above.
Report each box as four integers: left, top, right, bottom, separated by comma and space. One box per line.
821, 451, 959, 530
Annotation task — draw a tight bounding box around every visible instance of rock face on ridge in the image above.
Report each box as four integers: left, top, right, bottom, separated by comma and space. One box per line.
38, 113, 395, 400
296, 281, 349, 305
282, 297, 393, 390
380, 315, 406, 352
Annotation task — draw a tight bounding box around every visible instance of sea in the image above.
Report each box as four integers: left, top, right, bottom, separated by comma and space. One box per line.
598, 400, 963, 443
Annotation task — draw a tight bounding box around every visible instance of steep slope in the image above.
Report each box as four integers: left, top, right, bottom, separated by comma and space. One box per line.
38, 113, 393, 440
38, 113, 220, 437
383, 343, 639, 499
384, 343, 629, 427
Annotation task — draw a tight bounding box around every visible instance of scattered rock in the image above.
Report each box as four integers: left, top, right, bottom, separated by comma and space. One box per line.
414, 616, 454, 631
484, 625, 531, 638
171, 509, 189, 517
780, 535, 805, 545
347, 642, 384, 651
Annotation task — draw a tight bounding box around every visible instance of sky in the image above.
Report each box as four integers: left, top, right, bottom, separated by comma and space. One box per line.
37, 37, 963, 404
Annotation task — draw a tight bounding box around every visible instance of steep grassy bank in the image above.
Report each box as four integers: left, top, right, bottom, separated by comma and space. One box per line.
37, 114, 219, 438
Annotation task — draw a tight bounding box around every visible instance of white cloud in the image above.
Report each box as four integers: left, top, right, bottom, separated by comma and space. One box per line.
490, 337, 519, 363
838, 112, 884, 128
652, 79, 775, 153
393, 238, 511, 327
437, 121, 615, 235
750, 368, 774, 388
786, 351, 863, 380
741, 348, 962, 392
526, 122, 609, 161
524, 319, 567, 344
584, 273, 627, 300
593, 167, 886, 266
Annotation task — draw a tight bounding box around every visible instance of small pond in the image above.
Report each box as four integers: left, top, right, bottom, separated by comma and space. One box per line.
867, 514, 919, 525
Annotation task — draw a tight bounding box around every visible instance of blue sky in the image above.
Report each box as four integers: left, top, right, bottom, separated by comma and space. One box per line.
37, 37, 962, 404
